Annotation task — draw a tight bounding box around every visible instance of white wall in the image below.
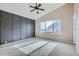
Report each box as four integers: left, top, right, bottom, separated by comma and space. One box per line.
74, 4, 79, 54
35, 4, 73, 43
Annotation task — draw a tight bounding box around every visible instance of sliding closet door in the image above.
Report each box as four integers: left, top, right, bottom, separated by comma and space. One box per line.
0, 11, 1, 45
26, 19, 32, 38
1, 11, 12, 44
31, 20, 35, 37
13, 15, 20, 41
21, 17, 27, 40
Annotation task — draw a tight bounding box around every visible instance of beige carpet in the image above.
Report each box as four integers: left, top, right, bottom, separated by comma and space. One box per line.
0, 38, 78, 56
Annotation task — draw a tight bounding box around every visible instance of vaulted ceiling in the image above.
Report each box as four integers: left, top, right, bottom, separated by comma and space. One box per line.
0, 3, 66, 20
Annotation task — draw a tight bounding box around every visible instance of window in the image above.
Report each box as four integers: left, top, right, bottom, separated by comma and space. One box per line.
46, 20, 53, 32
54, 20, 61, 32
41, 21, 46, 32
40, 19, 61, 33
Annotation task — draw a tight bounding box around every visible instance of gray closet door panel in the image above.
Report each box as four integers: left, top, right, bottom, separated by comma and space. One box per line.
31, 20, 35, 37
26, 19, 32, 38
0, 10, 35, 45
21, 17, 27, 40
13, 15, 20, 41
0, 11, 1, 45
1, 11, 12, 44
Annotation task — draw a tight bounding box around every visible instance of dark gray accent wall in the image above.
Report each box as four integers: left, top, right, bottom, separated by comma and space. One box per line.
0, 10, 35, 45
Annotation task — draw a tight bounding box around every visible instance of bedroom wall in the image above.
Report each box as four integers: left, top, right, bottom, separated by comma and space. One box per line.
73, 4, 79, 54
35, 4, 73, 43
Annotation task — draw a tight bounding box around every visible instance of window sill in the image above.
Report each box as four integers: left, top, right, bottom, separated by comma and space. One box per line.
41, 32, 61, 34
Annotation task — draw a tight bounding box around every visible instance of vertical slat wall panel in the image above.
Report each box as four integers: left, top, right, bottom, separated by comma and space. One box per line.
13, 15, 20, 41
1, 11, 12, 44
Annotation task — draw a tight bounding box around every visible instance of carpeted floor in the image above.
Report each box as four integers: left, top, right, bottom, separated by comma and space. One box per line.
0, 38, 78, 56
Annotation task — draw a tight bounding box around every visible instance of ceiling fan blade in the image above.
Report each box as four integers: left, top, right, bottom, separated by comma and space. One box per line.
31, 9, 35, 12
29, 6, 35, 8
38, 3, 41, 7
36, 3, 38, 6
38, 8, 45, 11
36, 11, 39, 14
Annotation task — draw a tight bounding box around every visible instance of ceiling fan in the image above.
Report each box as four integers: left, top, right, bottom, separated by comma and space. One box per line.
29, 3, 45, 14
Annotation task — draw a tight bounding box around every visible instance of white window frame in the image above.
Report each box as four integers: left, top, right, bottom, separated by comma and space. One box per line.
40, 19, 61, 33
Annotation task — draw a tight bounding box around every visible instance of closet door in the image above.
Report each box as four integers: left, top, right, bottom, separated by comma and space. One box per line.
1, 11, 12, 44
21, 17, 27, 40
13, 15, 20, 41
0, 11, 1, 45
31, 20, 35, 37
26, 19, 32, 38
